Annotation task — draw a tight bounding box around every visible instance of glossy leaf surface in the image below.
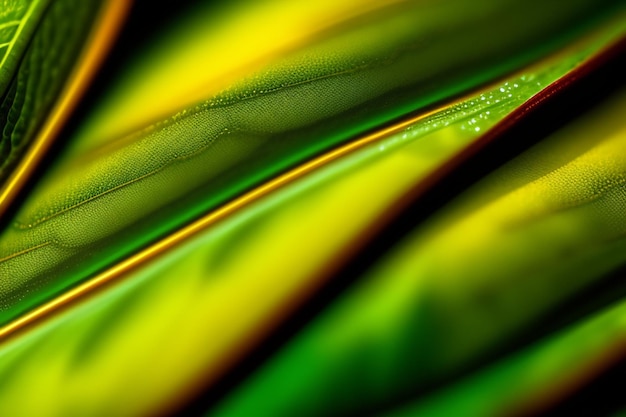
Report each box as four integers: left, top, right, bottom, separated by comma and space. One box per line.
0, 1, 624, 416
0, 0, 623, 326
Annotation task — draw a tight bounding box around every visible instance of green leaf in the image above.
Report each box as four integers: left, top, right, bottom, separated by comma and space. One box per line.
210, 49, 626, 417
0, 0, 622, 326
0, 0, 104, 185
386, 295, 626, 417
0, 0, 49, 97
0, 1, 625, 416
0, 15, 623, 415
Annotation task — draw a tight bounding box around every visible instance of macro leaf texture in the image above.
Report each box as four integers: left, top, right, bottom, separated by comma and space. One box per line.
0, 0, 625, 416
0, 0, 101, 183
0, 0, 49, 96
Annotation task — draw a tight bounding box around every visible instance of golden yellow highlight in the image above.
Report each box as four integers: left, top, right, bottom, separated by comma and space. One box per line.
0, 0, 131, 219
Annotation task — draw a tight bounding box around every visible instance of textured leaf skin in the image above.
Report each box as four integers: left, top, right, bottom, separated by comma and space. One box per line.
0, 0, 102, 183
0, 1, 625, 417
0, 12, 625, 416
211, 83, 626, 417
0, 0, 49, 97
0, 0, 623, 327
